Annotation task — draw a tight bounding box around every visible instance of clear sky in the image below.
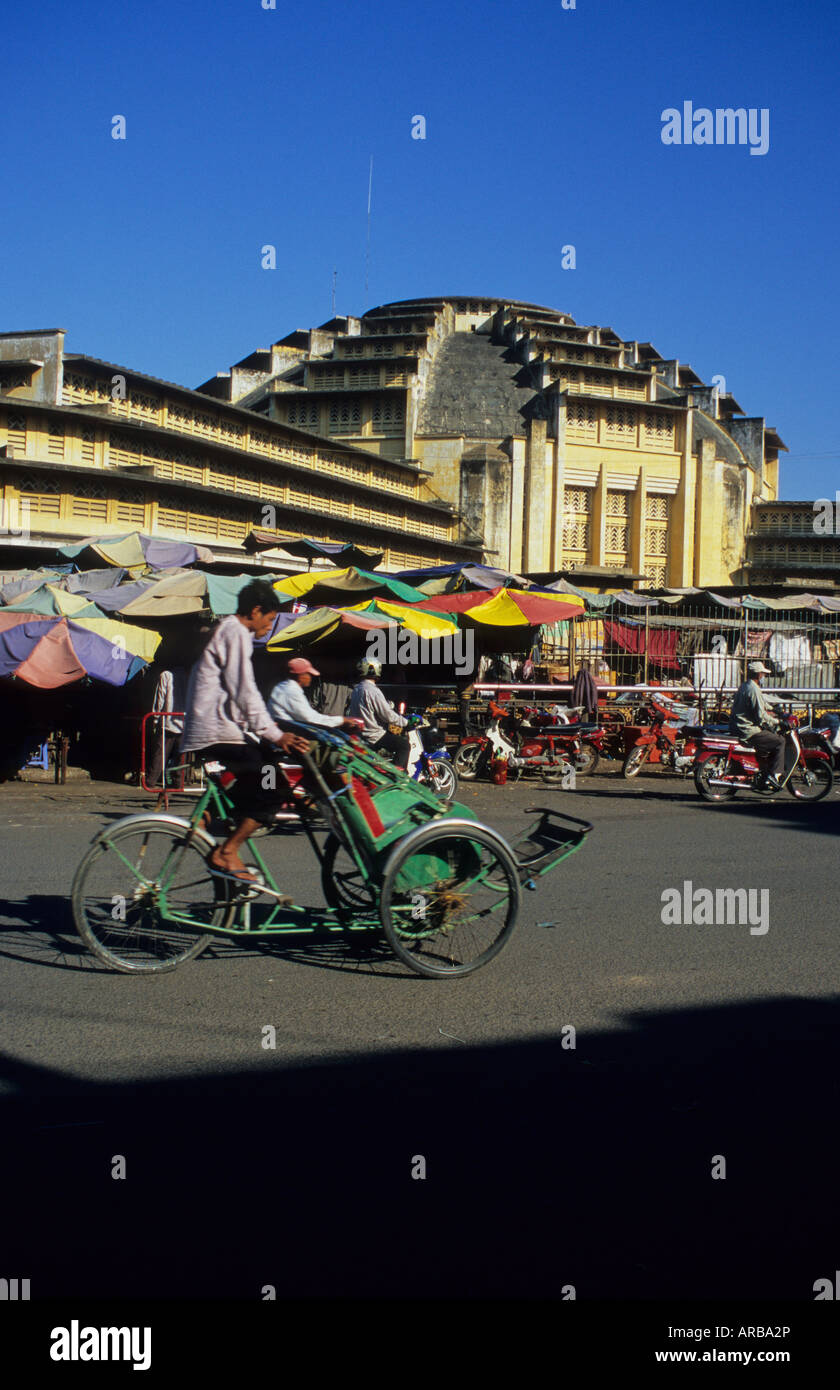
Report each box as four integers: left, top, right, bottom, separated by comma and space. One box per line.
4, 0, 839, 498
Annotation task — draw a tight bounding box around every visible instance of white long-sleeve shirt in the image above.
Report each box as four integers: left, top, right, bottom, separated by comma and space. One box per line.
180, 616, 283, 751
348, 679, 407, 745
268, 678, 344, 729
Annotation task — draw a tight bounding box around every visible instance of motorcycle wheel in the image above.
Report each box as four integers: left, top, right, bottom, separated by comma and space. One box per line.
453, 744, 482, 781
425, 759, 459, 801
574, 743, 599, 776
786, 762, 833, 802
694, 756, 737, 802
622, 745, 650, 779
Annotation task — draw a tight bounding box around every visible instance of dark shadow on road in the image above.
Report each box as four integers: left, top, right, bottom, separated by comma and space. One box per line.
0, 894, 412, 976
1, 996, 837, 1300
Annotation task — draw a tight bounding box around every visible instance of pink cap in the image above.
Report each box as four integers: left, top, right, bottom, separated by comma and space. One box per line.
288, 657, 320, 676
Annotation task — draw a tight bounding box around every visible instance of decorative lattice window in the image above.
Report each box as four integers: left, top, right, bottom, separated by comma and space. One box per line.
48, 425, 65, 459
344, 342, 365, 357
647, 564, 666, 587
605, 490, 629, 558
645, 494, 670, 521
645, 493, 671, 573
328, 398, 363, 434
80, 428, 96, 464
604, 406, 636, 439
643, 412, 675, 445
562, 486, 592, 554
130, 392, 159, 421
566, 402, 597, 435
6, 413, 26, 453
286, 400, 320, 429
371, 397, 404, 431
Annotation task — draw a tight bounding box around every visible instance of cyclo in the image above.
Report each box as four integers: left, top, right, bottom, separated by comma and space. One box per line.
71, 723, 591, 979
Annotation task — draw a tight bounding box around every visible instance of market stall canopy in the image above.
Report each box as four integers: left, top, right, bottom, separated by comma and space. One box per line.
0, 612, 160, 688
413, 587, 586, 626
346, 599, 460, 639
58, 532, 215, 573
273, 567, 428, 605
0, 569, 73, 605
266, 605, 394, 652
116, 570, 262, 618
395, 563, 534, 594
1, 585, 103, 618
243, 532, 384, 568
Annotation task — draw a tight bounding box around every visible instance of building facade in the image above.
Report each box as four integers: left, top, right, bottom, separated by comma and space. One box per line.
0, 329, 479, 570
212, 297, 786, 586
746, 500, 840, 587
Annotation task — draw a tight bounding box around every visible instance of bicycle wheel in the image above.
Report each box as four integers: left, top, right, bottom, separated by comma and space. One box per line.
453, 744, 482, 780
379, 820, 521, 978
321, 833, 377, 912
424, 758, 458, 800
694, 756, 736, 802
622, 745, 650, 779
72, 817, 230, 973
787, 761, 833, 801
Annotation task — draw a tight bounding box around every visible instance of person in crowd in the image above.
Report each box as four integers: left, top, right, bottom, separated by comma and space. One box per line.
149, 665, 187, 806
268, 657, 360, 733
348, 658, 410, 768
179, 581, 310, 882
729, 660, 785, 789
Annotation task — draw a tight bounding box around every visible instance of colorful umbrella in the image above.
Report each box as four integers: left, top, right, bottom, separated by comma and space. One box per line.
266, 605, 394, 652
273, 567, 428, 604
345, 599, 460, 639
412, 587, 585, 626
243, 532, 384, 568
0, 612, 161, 688
58, 532, 215, 574
1, 585, 102, 618
115, 571, 264, 618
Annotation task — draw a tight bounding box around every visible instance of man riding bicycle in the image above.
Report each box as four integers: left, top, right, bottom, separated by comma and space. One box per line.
179, 581, 310, 882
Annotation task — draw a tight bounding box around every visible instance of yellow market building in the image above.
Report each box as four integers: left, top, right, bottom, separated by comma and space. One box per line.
220, 296, 786, 586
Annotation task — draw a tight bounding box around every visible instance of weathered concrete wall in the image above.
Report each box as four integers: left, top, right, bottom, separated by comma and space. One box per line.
0, 330, 64, 404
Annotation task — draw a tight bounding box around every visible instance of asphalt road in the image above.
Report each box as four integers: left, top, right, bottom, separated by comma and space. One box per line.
2, 768, 839, 1299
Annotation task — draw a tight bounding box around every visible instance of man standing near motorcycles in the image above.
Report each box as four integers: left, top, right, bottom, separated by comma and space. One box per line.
729, 661, 785, 789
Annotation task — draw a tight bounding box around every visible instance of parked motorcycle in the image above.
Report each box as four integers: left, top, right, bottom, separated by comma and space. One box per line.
693, 711, 834, 802
622, 697, 708, 779
517, 703, 605, 775
406, 716, 458, 799
454, 702, 576, 785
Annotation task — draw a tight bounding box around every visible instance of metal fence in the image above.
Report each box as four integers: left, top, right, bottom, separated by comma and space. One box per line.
539, 601, 840, 699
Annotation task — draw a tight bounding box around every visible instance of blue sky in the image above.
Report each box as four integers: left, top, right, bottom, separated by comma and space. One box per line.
3, 0, 839, 497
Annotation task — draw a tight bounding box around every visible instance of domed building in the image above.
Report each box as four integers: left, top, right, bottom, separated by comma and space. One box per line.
209, 296, 786, 586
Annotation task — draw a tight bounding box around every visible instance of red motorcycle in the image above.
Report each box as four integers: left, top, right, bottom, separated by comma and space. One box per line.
454, 701, 577, 785
693, 712, 833, 802
520, 704, 607, 775
622, 696, 712, 779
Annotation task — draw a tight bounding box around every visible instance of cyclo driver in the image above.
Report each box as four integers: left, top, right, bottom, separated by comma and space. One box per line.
180, 582, 310, 882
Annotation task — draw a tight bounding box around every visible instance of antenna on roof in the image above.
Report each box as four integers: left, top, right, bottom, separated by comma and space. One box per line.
332, 268, 337, 316
365, 156, 373, 295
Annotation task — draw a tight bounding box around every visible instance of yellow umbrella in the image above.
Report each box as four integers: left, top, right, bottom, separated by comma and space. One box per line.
346, 599, 459, 639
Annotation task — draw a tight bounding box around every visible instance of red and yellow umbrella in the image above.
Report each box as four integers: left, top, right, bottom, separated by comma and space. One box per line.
412, 587, 585, 627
